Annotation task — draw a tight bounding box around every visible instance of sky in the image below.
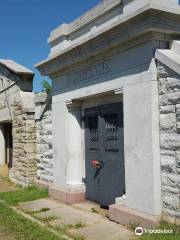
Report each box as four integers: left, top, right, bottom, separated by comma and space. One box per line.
0, 0, 100, 92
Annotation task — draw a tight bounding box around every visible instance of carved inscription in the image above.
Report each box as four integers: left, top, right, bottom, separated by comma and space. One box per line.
68, 60, 112, 85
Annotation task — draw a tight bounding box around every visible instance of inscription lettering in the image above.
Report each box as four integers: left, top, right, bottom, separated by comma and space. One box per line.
68, 60, 111, 85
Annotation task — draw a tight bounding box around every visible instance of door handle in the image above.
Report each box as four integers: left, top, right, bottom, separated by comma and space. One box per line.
91, 160, 104, 169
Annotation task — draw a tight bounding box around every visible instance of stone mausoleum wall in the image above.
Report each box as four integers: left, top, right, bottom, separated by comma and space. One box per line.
35, 93, 53, 182
158, 61, 180, 222
10, 103, 37, 185
0, 61, 36, 186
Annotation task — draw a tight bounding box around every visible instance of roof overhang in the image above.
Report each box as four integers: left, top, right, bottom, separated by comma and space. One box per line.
35, 0, 180, 76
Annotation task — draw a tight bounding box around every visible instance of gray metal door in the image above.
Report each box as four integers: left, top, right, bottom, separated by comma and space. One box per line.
85, 102, 125, 207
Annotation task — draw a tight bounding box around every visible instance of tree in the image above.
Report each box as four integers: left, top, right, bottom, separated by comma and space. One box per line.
41, 79, 52, 93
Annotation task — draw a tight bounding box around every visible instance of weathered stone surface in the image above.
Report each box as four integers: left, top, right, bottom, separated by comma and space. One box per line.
161, 155, 176, 173
0, 62, 36, 186
163, 194, 180, 210
158, 62, 180, 220
160, 113, 176, 132
35, 93, 53, 182
160, 105, 175, 114
10, 103, 37, 186
166, 77, 180, 92
160, 133, 180, 150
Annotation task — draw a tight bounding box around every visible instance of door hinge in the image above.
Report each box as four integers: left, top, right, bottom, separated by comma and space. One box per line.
82, 177, 86, 184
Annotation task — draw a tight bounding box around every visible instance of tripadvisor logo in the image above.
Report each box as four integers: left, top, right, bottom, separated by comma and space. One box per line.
135, 227, 144, 236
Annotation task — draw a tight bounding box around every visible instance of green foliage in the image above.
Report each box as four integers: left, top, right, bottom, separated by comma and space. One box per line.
41, 79, 52, 93
91, 207, 98, 213
0, 185, 48, 205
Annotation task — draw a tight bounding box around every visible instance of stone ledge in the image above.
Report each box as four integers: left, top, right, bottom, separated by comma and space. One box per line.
35, 179, 52, 189
49, 185, 85, 204
109, 204, 160, 228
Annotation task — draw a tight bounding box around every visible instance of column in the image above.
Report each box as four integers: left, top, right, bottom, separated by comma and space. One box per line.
0, 124, 5, 165
66, 101, 84, 190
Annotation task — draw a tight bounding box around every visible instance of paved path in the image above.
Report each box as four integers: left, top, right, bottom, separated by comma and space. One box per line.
19, 198, 134, 240
0, 177, 17, 193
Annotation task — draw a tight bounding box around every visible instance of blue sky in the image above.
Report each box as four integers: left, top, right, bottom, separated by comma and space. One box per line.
0, 0, 100, 92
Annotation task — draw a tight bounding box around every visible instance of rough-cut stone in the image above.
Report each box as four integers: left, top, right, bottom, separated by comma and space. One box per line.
158, 62, 180, 221
10, 104, 37, 186
161, 155, 176, 173
35, 93, 53, 183
163, 194, 180, 211
0, 61, 36, 186
160, 105, 175, 114
160, 133, 180, 150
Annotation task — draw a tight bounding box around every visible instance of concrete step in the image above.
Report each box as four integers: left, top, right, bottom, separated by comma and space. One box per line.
171, 40, 180, 56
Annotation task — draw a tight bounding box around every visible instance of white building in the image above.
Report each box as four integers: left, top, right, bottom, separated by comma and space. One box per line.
36, 0, 180, 227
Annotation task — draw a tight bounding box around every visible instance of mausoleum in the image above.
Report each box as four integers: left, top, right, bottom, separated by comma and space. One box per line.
36, 0, 180, 226
0, 59, 36, 185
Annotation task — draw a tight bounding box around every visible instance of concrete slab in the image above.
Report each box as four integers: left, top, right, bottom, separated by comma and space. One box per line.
70, 222, 131, 240
18, 198, 64, 212
18, 198, 133, 240
46, 206, 102, 225
72, 200, 100, 212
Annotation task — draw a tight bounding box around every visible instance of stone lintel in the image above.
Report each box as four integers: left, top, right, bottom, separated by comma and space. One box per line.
114, 88, 123, 95
66, 100, 82, 110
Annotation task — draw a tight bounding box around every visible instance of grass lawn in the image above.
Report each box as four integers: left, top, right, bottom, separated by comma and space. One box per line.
0, 184, 85, 240
0, 185, 48, 205
0, 202, 64, 240
0, 185, 65, 240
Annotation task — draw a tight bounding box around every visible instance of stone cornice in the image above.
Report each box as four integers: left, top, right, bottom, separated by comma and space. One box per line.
48, 0, 122, 43
36, 9, 180, 77
48, 0, 180, 45
36, 1, 180, 76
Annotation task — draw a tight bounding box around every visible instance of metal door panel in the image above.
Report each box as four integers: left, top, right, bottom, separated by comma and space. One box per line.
85, 108, 100, 203
85, 102, 125, 206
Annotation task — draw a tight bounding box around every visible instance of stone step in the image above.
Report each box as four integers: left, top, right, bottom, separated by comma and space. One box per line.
171, 40, 180, 56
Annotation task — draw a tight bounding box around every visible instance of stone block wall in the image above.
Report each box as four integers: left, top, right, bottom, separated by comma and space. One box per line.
10, 103, 37, 186
35, 93, 53, 182
0, 63, 37, 186
158, 61, 180, 222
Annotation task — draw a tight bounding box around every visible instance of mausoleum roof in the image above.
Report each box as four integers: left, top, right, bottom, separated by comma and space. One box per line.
0, 59, 34, 76
36, 0, 180, 76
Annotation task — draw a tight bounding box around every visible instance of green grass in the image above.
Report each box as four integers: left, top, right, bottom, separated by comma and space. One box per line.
0, 185, 48, 205
0, 184, 85, 240
0, 202, 65, 240
136, 221, 180, 240
35, 215, 58, 224
52, 223, 86, 240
